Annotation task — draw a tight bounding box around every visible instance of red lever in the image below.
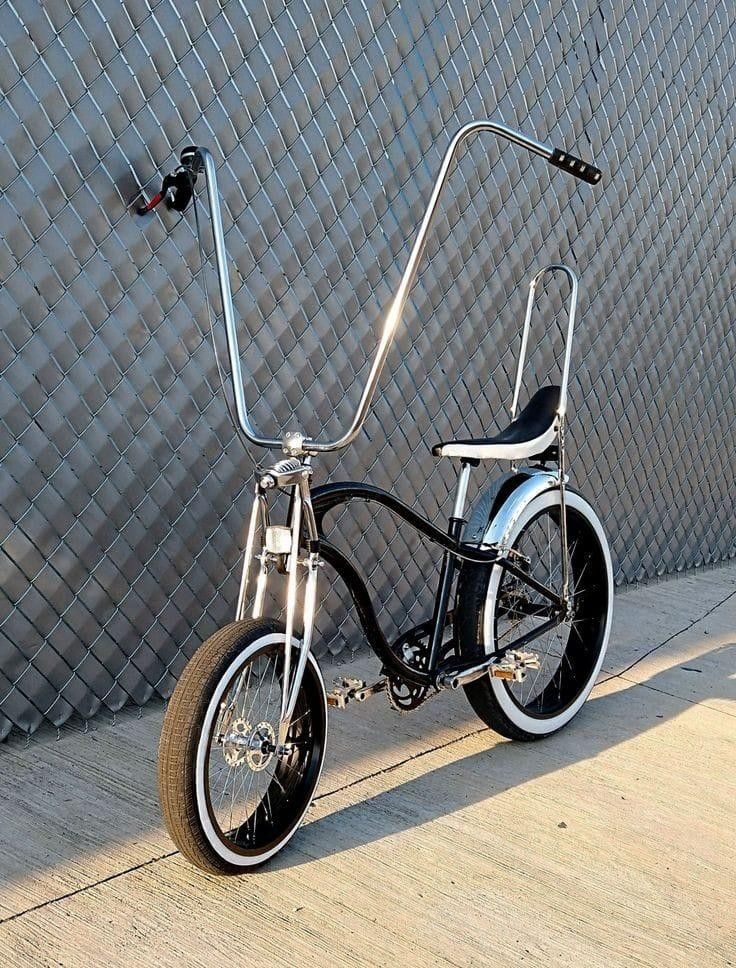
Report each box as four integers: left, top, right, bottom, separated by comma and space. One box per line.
137, 190, 165, 215
136, 169, 196, 216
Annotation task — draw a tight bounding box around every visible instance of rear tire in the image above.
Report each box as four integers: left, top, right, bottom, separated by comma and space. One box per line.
158, 618, 327, 874
456, 489, 613, 741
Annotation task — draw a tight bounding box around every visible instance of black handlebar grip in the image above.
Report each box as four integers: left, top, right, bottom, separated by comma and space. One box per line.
549, 147, 602, 185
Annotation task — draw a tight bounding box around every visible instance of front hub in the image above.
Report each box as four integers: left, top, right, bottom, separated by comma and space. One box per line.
246, 721, 276, 772
221, 718, 277, 770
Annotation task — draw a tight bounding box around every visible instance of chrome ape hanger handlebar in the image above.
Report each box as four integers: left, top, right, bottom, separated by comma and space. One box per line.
159, 121, 601, 455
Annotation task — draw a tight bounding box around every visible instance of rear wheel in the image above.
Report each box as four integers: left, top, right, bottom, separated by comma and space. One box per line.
456, 489, 612, 740
158, 618, 327, 873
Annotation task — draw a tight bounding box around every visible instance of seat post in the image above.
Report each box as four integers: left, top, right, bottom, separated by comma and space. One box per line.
451, 462, 472, 519
427, 462, 473, 675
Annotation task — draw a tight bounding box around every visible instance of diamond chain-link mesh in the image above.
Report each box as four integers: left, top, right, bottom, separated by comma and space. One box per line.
1, 1, 734, 737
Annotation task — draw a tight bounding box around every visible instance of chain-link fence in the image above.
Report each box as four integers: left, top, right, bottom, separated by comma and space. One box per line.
1, 1, 734, 738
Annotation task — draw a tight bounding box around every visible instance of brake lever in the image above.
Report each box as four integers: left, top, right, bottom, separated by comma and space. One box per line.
137, 168, 196, 215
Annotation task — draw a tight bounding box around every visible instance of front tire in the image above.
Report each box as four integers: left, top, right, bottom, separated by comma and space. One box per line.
456, 489, 613, 741
158, 618, 327, 874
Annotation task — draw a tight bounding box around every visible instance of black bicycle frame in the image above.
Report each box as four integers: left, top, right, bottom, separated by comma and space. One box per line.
311, 481, 565, 688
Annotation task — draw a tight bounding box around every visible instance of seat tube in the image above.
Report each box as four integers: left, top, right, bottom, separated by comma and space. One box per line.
427, 463, 472, 672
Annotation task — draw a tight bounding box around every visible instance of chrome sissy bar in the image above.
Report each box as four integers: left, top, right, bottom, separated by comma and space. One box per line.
512, 265, 579, 602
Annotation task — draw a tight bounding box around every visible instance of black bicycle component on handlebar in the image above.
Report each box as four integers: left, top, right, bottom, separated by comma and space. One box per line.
137, 134, 600, 219
549, 147, 602, 184
136, 147, 204, 215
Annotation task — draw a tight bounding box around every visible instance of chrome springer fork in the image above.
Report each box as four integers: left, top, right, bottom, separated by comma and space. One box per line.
235, 456, 321, 746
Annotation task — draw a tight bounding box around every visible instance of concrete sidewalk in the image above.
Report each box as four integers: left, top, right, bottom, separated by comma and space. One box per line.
1, 567, 735, 967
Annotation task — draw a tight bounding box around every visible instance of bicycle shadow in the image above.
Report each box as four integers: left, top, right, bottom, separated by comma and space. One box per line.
270, 641, 736, 871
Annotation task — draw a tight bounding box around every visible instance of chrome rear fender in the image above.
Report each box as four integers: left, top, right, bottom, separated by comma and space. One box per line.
464, 468, 560, 552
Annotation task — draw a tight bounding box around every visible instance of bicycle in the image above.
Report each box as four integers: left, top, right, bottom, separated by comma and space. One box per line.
139, 120, 612, 874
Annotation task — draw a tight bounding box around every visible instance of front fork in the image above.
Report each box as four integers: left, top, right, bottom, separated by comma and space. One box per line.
235, 461, 321, 746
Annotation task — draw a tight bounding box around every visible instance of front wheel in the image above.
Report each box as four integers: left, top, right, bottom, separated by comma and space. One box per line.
158, 618, 327, 874
456, 489, 613, 740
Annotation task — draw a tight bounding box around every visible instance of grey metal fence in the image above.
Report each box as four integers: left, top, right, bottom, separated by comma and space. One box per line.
1, 0, 734, 738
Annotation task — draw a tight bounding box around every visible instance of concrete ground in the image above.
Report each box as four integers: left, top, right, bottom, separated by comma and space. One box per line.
1, 566, 735, 967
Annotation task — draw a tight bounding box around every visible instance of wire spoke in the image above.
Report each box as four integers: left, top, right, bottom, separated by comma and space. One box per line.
494, 506, 604, 714
201, 642, 317, 852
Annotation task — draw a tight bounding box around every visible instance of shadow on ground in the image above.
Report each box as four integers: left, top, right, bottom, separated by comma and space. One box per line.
268, 641, 736, 869
0, 628, 733, 907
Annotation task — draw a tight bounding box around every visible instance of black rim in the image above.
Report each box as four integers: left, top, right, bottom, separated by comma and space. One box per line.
202, 642, 325, 856
493, 505, 608, 719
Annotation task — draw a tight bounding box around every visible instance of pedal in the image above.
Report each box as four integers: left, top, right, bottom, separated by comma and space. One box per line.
326, 676, 387, 709
490, 650, 540, 683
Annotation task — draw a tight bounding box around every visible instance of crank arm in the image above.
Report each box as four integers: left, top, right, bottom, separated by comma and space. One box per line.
327, 676, 387, 709
437, 615, 562, 689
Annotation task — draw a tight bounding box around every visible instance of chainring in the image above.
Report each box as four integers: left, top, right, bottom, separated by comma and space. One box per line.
386, 627, 455, 713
